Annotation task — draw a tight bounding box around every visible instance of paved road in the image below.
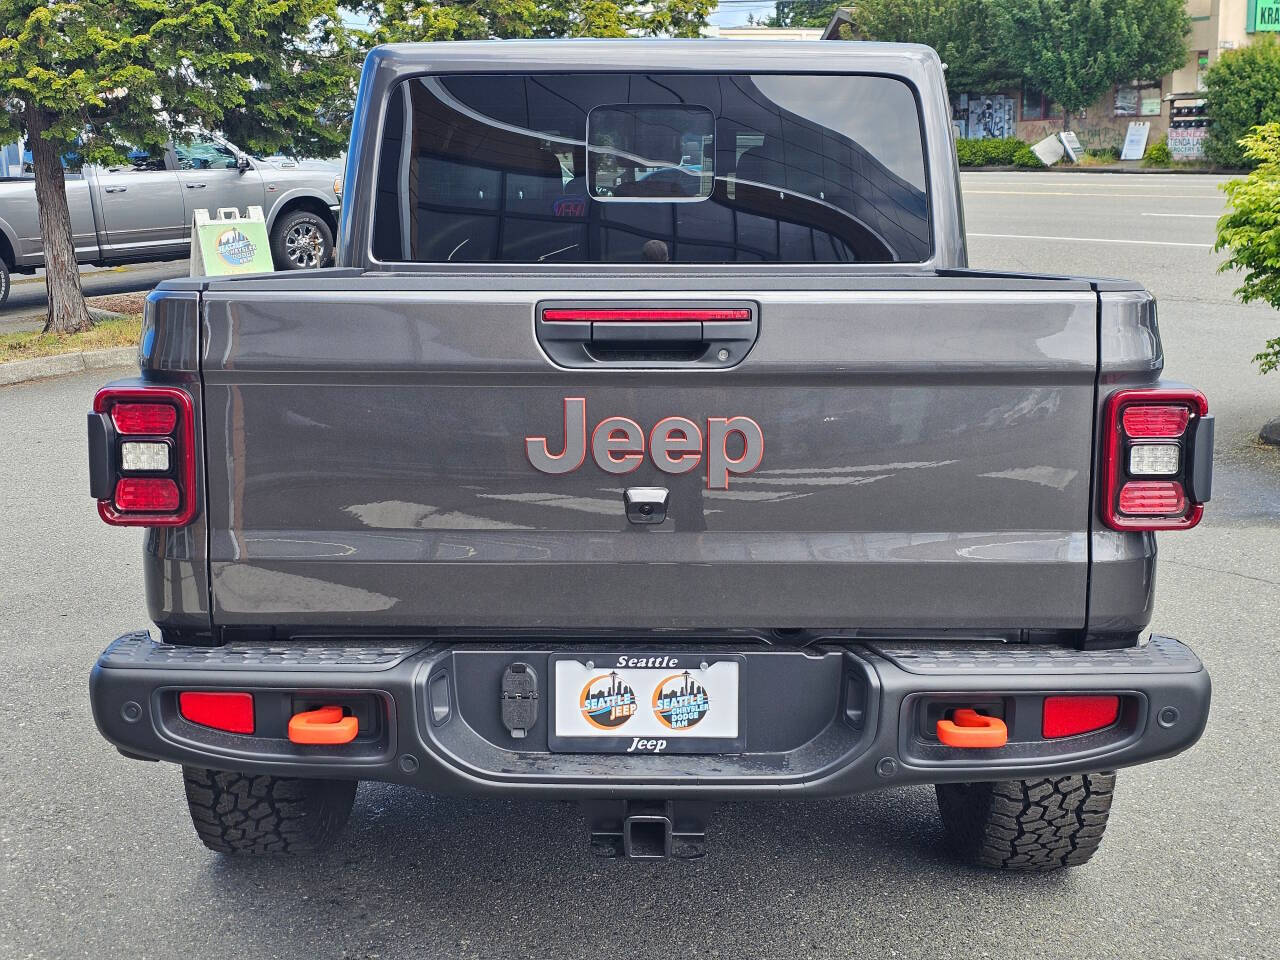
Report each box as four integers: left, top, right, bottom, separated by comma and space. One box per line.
1, 172, 1277, 960
0, 260, 188, 327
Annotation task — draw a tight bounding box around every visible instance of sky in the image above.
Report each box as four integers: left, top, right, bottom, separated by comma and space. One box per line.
342, 4, 784, 31
711, 2, 779, 26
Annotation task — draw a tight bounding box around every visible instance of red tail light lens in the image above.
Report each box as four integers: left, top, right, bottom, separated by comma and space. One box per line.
1101, 389, 1207, 531
92, 386, 197, 526
1043, 695, 1119, 739
179, 691, 255, 735
114, 477, 181, 512
111, 402, 178, 435
1117, 480, 1186, 516
1121, 405, 1190, 438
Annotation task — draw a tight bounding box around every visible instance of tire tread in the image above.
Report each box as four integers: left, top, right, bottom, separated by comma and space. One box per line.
182, 766, 356, 855
936, 772, 1116, 872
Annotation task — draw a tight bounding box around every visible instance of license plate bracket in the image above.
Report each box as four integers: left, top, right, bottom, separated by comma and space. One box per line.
547, 652, 744, 754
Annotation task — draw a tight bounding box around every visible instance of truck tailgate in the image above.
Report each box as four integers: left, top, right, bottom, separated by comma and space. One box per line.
199, 278, 1098, 631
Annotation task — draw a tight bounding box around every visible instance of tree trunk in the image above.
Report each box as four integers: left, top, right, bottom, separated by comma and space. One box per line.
1062, 110, 1073, 132
27, 104, 94, 335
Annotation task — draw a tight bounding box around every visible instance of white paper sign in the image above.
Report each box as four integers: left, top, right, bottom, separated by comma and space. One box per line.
1059, 131, 1083, 162
1121, 121, 1152, 161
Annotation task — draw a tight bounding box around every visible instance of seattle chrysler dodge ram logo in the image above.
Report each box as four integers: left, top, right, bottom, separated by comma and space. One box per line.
525, 398, 763, 489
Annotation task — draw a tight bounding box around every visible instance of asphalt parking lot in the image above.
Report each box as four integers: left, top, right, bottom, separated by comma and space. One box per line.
1, 171, 1277, 959
0, 261, 189, 328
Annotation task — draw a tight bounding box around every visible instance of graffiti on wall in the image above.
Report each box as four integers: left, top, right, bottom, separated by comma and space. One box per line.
1019, 122, 1130, 153
953, 94, 1017, 139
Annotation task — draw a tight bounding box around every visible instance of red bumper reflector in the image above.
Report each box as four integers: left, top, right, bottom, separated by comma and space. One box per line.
1121, 405, 1190, 438
1118, 480, 1187, 516
110, 402, 178, 435
1042, 695, 1119, 739
114, 477, 180, 512
179, 691, 255, 734
542, 308, 751, 322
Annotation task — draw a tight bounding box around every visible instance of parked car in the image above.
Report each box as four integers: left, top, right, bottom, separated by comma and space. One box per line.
0, 131, 341, 305
87, 41, 1211, 871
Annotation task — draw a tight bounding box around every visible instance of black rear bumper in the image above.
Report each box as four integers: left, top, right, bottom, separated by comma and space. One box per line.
90, 633, 1210, 798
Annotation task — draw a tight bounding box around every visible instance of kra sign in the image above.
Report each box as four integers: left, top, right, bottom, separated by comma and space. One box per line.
525, 398, 764, 490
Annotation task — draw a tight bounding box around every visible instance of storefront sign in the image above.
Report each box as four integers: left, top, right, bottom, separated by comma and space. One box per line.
1249, 0, 1280, 32
1168, 126, 1208, 161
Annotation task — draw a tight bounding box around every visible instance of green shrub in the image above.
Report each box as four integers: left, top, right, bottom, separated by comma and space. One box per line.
1012, 145, 1044, 168
1142, 136, 1172, 167
955, 137, 1026, 167
1215, 123, 1280, 373
1087, 147, 1120, 162
1204, 36, 1280, 168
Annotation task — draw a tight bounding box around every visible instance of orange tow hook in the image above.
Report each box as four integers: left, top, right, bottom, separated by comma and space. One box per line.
288, 705, 358, 745
936, 708, 1008, 748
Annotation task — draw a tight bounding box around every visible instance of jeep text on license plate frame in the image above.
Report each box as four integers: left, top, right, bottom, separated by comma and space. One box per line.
548, 653, 743, 754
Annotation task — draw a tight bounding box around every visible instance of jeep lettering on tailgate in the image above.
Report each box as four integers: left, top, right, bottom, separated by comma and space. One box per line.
525, 397, 764, 489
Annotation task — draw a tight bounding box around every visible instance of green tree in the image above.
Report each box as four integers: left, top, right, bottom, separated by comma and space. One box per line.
841, 0, 1019, 92
362, 0, 716, 42
1203, 36, 1280, 169
768, 0, 840, 28
995, 0, 1189, 130
0, 0, 358, 334
1216, 123, 1280, 374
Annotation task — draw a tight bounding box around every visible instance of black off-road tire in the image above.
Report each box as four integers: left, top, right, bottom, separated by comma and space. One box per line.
0, 257, 10, 308
936, 772, 1116, 872
183, 766, 357, 854
269, 208, 334, 270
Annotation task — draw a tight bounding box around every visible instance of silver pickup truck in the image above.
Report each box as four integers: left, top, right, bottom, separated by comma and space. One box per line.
0, 131, 341, 305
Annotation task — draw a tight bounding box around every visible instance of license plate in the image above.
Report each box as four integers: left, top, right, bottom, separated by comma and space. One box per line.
548, 653, 742, 754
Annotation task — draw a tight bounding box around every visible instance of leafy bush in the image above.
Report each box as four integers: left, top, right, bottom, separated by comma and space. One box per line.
1142, 136, 1172, 167
1013, 145, 1044, 168
955, 137, 1027, 167
1204, 36, 1280, 168
1215, 123, 1280, 373
1087, 147, 1120, 162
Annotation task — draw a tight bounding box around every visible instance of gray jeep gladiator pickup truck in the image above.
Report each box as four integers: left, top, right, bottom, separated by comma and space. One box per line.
87, 40, 1213, 871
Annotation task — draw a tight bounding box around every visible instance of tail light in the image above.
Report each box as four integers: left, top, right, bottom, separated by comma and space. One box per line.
89, 386, 197, 526
1101, 388, 1211, 531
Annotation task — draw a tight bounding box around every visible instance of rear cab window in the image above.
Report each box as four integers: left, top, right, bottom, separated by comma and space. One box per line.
371, 73, 931, 265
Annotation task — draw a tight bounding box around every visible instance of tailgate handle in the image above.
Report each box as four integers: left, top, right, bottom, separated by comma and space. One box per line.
537, 302, 758, 369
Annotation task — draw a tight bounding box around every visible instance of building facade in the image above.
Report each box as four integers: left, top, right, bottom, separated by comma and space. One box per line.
823, 0, 1279, 153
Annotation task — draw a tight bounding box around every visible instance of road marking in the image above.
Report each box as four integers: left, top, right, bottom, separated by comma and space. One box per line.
969, 232, 1214, 248
965, 189, 1224, 200
1142, 212, 1222, 218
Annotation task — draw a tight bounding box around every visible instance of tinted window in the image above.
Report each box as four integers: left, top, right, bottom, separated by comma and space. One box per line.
372, 73, 930, 264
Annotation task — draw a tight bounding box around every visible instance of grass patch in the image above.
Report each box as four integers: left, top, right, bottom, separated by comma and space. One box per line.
0, 313, 142, 362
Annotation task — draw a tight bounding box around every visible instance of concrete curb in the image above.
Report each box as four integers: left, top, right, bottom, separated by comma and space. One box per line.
961, 164, 1237, 175
0, 346, 136, 387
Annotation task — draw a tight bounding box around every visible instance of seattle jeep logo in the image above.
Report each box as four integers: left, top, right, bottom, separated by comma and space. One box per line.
525, 398, 763, 489
580, 672, 637, 729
